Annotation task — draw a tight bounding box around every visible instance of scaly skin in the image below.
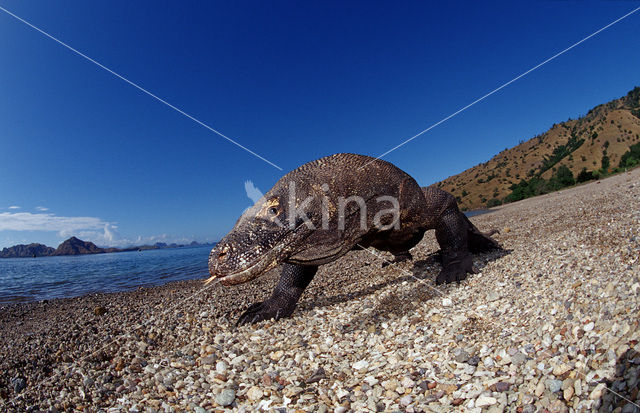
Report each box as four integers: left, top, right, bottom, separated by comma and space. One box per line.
420, 186, 501, 284
208, 153, 501, 325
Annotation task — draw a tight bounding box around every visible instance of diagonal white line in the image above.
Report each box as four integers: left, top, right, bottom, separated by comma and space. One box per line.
532, 348, 640, 410
2, 4, 638, 410
0, 5, 283, 171
598, 384, 640, 410
356, 243, 445, 297
362, 5, 640, 169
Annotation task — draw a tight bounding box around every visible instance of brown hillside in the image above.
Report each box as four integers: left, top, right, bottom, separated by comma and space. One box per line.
437, 87, 640, 210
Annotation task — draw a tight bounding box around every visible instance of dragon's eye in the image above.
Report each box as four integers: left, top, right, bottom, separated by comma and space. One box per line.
268, 207, 278, 215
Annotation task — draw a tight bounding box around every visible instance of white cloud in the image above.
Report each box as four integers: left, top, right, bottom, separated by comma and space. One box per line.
0, 212, 108, 233
35, 206, 49, 212
0, 213, 133, 247
59, 223, 122, 246
0, 212, 198, 248
0, 212, 127, 246
8, 206, 21, 210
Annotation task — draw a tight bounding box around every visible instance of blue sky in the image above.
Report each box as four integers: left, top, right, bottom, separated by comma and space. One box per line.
1, 1, 639, 248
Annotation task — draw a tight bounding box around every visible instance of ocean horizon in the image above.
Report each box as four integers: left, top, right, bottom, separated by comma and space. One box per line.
0, 211, 493, 306
0, 244, 214, 306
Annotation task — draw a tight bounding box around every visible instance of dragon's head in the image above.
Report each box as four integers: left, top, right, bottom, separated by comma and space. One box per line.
207, 180, 318, 285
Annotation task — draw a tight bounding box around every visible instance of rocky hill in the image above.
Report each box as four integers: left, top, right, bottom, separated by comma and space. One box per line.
53, 237, 106, 256
0, 237, 210, 258
0, 243, 56, 258
437, 86, 640, 210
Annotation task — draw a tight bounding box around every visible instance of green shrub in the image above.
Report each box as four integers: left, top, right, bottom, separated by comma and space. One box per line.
504, 164, 578, 204
576, 168, 596, 183
504, 177, 547, 203
551, 165, 575, 188
539, 135, 585, 174
601, 152, 610, 174
486, 198, 502, 208
619, 142, 640, 168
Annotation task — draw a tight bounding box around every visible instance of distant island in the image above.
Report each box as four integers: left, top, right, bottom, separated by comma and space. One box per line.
0, 237, 212, 258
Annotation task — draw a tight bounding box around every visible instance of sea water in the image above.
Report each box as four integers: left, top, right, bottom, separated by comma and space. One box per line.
0, 245, 213, 305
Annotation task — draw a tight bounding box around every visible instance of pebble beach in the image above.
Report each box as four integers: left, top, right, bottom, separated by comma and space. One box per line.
1, 169, 639, 413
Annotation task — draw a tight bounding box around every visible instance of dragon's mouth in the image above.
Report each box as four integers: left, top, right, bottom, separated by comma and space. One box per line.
206, 241, 287, 286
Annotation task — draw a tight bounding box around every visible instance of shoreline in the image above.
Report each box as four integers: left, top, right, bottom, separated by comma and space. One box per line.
0, 245, 215, 307
0, 243, 215, 261
1, 169, 639, 412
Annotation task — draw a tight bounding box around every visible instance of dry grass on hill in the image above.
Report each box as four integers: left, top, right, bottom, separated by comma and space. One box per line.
438, 87, 640, 210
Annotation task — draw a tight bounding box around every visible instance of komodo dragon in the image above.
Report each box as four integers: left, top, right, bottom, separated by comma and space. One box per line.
208, 153, 501, 325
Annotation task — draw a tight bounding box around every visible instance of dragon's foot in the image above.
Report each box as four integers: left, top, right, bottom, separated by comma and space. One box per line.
237, 298, 296, 326
436, 251, 475, 285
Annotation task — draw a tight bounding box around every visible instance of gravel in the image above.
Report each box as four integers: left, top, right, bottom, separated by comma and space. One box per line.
1, 169, 639, 412
215, 389, 236, 407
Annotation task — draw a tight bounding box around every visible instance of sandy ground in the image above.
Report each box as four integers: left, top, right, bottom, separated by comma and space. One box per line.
0, 169, 639, 413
